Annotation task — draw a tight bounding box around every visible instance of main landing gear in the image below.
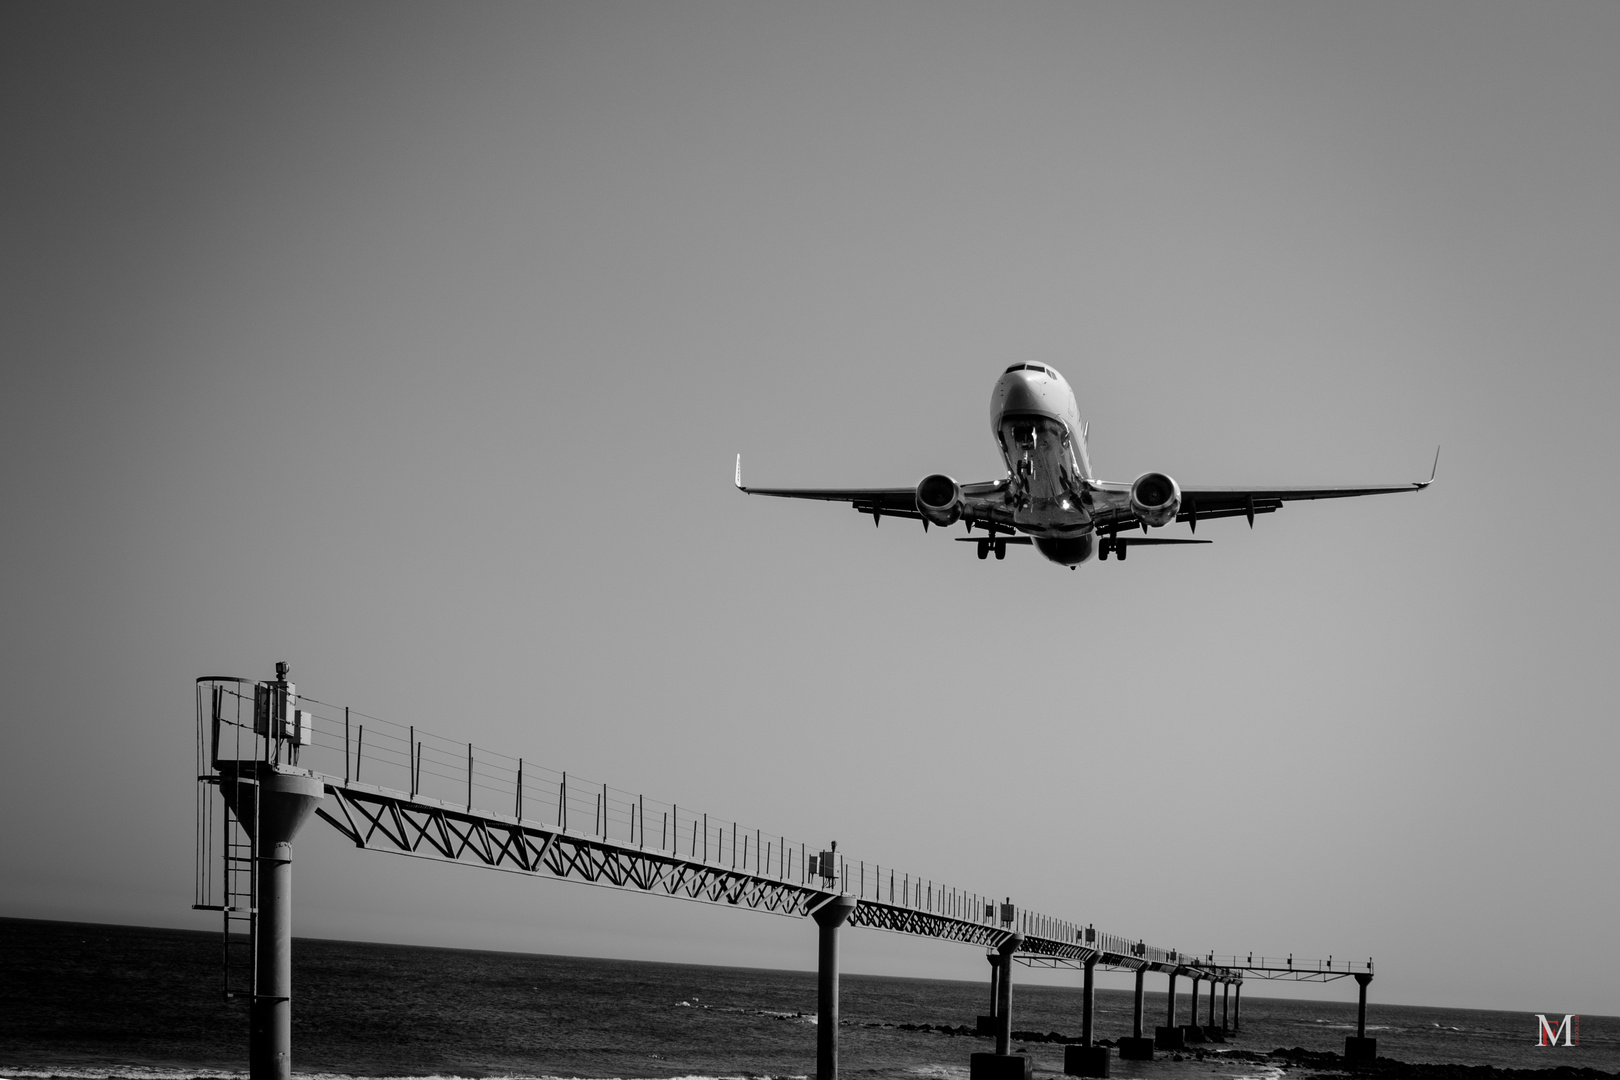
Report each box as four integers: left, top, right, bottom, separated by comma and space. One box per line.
1098, 537, 1127, 561
976, 540, 1007, 560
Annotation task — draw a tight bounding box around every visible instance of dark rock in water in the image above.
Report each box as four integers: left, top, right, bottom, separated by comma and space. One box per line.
880, 1021, 987, 1039
1275, 1046, 1344, 1066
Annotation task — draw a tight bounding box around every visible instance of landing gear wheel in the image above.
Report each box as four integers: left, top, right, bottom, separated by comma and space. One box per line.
994, 541, 1007, 560
1117, 542, 1128, 561
1099, 540, 1110, 561
976, 540, 989, 560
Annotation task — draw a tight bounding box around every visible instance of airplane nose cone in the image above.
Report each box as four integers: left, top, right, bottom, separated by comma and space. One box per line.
994, 372, 1054, 420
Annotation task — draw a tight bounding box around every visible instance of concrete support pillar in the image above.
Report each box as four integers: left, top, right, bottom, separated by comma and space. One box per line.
978, 952, 1001, 1036
994, 937, 1017, 1055
1234, 983, 1242, 1033
811, 895, 857, 1080
1117, 967, 1153, 1061
223, 768, 324, 1080
1198, 977, 1218, 1042
1222, 982, 1230, 1033
1155, 969, 1184, 1050
1183, 976, 1204, 1043
1081, 956, 1096, 1046
1063, 955, 1110, 1076
971, 935, 1029, 1080
1345, 973, 1376, 1064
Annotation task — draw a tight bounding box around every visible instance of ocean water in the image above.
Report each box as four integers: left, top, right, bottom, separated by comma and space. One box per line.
2, 919, 1615, 1079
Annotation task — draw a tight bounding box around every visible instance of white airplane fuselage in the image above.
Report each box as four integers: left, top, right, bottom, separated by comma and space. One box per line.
990, 364, 1099, 563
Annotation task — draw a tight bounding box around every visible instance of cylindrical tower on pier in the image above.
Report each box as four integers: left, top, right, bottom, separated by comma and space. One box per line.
221, 765, 324, 1080
812, 894, 858, 1080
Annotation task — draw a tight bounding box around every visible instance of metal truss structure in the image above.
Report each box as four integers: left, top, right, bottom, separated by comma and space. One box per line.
317, 781, 828, 918
313, 777, 1265, 981
1201, 954, 1373, 982
850, 899, 1013, 950
1013, 950, 1370, 984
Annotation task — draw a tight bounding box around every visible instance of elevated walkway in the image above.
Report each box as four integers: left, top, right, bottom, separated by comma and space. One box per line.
194, 666, 1379, 1080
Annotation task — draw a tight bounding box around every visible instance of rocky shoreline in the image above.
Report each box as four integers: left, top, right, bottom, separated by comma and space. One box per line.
1249, 1046, 1618, 1080
852, 1022, 1618, 1079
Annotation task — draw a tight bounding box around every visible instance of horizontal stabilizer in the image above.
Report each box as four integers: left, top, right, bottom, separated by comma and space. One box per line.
1118, 537, 1211, 546
954, 536, 1034, 545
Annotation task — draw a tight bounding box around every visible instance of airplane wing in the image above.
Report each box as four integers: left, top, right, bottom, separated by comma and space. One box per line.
1101, 450, 1439, 534
734, 456, 1003, 525
1175, 481, 1426, 529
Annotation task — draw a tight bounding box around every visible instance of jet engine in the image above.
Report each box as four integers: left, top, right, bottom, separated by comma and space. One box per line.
1130, 471, 1181, 528
915, 473, 964, 526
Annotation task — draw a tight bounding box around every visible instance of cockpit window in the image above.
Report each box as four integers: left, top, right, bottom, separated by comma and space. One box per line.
1004, 364, 1023, 374
1003, 363, 1051, 375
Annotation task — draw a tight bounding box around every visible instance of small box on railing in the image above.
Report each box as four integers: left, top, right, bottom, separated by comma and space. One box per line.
253, 682, 305, 743
254, 684, 273, 736
288, 709, 311, 746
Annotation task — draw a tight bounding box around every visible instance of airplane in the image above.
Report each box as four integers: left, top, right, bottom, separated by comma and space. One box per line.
736, 363, 1436, 568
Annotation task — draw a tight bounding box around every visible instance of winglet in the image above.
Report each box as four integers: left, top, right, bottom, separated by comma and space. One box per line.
734, 453, 745, 491
1418, 445, 1441, 489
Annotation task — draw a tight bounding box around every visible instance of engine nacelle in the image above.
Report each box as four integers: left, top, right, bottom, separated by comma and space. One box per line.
1130, 471, 1181, 528
915, 473, 964, 526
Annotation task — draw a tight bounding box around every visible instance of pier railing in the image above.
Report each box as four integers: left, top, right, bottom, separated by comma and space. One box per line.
195, 674, 1266, 976
1202, 954, 1373, 981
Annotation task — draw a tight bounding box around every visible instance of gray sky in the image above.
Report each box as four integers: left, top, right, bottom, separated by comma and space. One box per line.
3, 1, 1617, 1017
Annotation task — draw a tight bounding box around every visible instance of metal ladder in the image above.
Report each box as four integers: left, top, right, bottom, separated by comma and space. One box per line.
195, 680, 259, 1004
220, 769, 257, 1002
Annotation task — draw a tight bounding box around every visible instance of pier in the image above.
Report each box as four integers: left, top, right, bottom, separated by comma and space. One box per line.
194, 667, 1378, 1080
